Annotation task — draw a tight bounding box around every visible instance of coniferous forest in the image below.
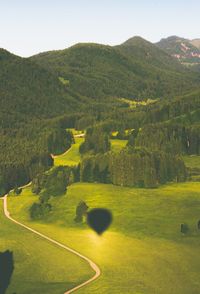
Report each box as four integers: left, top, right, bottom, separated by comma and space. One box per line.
0, 40, 200, 195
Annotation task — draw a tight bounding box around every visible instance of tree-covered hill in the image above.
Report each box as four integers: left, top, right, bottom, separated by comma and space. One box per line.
30, 38, 200, 100
0, 48, 79, 122
0, 49, 79, 194
117, 36, 184, 71
1, 38, 199, 194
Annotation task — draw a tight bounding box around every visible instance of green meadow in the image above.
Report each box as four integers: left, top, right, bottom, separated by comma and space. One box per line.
54, 138, 128, 166
111, 139, 128, 152
4, 138, 200, 293
0, 201, 92, 294
7, 182, 200, 293
183, 155, 200, 169
54, 137, 84, 166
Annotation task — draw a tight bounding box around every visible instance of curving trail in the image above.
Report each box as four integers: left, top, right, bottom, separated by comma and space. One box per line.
0, 175, 100, 293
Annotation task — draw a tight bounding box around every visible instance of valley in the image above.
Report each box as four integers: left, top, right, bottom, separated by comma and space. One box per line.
0, 30, 200, 294
1, 136, 199, 293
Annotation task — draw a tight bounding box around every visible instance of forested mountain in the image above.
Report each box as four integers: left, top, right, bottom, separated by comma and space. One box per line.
156, 36, 200, 69
117, 36, 184, 71
0, 49, 77, 194
0, 48, 78, 123
0, 36, 200, 194
30, 38, 199, 100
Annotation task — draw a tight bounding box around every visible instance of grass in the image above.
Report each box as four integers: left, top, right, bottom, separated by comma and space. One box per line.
58, 77, 70, 86
182, 155, 200, 169
5, 137, 200, 293
7, 182, 200, 294
0, 200, 92, 294
54, 137, 84, 166
111, 139, 128, 152
54, 138, 127, 166
118, 98, 157, 108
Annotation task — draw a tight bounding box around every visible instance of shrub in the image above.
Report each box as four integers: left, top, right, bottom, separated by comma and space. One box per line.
74, 201, 89, 223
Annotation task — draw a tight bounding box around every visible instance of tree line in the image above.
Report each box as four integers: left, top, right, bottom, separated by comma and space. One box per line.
80, 147, 187, 188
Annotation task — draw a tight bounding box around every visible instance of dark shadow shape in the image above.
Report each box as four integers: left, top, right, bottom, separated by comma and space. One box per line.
87, 208, 112, 235
0, 250, 14, 294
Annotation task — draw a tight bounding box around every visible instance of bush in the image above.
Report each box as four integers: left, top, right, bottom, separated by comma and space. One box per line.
74, 201, 89, 223
14, 187, 22, 195
30, 202, 52, 220
180, 223, 189, 234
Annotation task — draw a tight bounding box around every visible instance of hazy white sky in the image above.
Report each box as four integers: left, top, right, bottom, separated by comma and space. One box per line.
1, 0, 199, 57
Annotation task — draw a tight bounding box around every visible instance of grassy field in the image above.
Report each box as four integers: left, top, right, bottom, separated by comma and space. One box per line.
8, 181, 200, 294
54, 138, 127, 166
182, 155, 200, 169
5, 137, 200, 293
111, 139, 128, 152
54, 137, 84, 166
0, 200, 92, 294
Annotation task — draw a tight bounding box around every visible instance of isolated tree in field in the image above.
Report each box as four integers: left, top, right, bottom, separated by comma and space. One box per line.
197, 220, 200, 230
74, 201, 89, 223
180, 223, 189, 234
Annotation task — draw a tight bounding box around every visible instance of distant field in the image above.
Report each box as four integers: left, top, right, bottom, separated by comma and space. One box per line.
8, 182, 200, 294
68, 128, 84, 136
111, 139, 128, 152
118, 98, 157, 108
54, 137, 84, 166
183, 155, 200, 169
54, 138, 127, 166
0, 201, 92, 294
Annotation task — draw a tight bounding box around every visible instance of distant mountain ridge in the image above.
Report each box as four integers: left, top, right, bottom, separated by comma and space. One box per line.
30, 36, 199, 100
156, 36, 200, 69
191, 39, 200, 50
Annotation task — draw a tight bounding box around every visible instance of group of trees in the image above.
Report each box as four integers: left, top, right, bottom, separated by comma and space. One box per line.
79, 126, 111, 154
134, 122, 200, 155
0, 119, 74, 196
30, 165, 80, 219
80, 147, 187, 188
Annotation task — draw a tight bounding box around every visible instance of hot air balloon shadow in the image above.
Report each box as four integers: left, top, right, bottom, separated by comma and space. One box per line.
87, 208, 112, 235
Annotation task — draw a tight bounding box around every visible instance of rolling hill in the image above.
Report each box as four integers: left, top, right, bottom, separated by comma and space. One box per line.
0, 49, 79, 194
0, 48, 78, 123
30, 37, 200, 100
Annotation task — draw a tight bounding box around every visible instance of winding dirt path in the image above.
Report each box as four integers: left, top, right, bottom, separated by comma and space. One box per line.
0, 179, 100, 293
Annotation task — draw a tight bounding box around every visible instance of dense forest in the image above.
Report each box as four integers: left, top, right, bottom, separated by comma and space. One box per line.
0, 37, 200, 195
80, 148, 187, 188
31, 37, 200, 100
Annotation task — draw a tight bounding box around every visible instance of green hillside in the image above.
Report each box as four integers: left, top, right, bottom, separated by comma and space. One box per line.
0, 49, 78, 194
30, 39, 199, 100
0, 49, 78, 121
7, 181, 200, 294
0, 200, 92, 294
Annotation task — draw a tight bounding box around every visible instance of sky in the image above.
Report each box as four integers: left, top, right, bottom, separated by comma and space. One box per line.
0, 0, 200, 57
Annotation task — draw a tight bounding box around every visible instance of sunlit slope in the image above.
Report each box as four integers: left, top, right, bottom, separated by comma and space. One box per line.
8, 182, 200, 294
54, 137, 84, 166
53, 138, 128, 167
0, 200, 92, 294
